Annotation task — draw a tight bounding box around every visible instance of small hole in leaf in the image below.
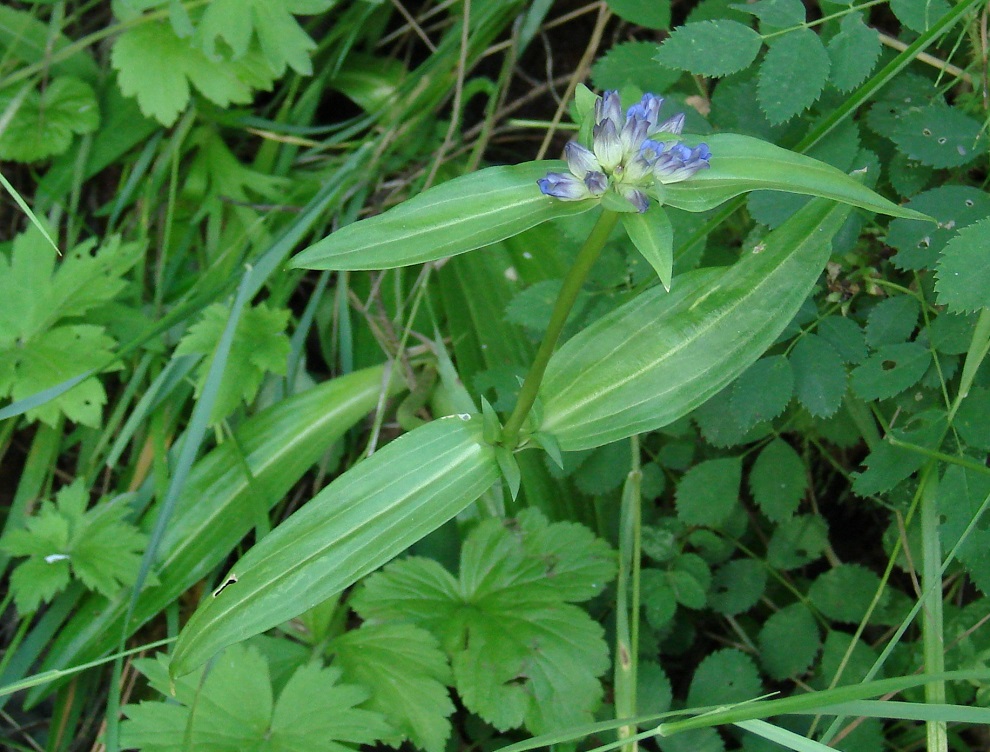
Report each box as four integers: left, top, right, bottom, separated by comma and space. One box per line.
922, 128, 932, 136
917, 237, 931, 248
882, 360, 897, 371
937, 137, 947, 145
965, 199, 975, 207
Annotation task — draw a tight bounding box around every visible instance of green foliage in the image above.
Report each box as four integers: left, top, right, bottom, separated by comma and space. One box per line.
0, 229, 139, 426
0, 481, 147, 614
352, 509, 616, 735
655, 20, 763, 78
0, 77, 99, 162
749, 439, 806, 521
676, 457, 742, 527
936, 217, 990, 312
122, 644, 390, 752
175, 301, 291, 423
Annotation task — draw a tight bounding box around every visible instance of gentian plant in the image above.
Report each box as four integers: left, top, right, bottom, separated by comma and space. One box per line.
170, 87, 928, 677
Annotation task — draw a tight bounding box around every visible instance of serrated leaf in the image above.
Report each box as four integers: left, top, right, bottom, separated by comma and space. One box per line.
197, 0, 331, 76
351, 509, 616, 734
888, 152, 933, 199
817, 316, 867, 364
758, 29, 830, 124
730, 355, 794, 428
654, 20, 763, 77
687, 649, 762, 706
641, 569, 678, 629
827, 13, 880, 92
591, 41, 682, 92
935, 217, 990, 313
112, 19, 275, 125
886, 186, 990, 271
171, 416, 501, 677
332, 623, 454, 752
809, 563, 887, 623
175, 302, 291, 423
122, 645, 389, 752
758, 603, 820, 679
573, 442, 630, 495
0, 481, 147, 614
954, 387, 990, 450
849, 342, 931, 401
750, 439, 806, 522
938, 464, 990, 595
865, 294, 920, 346
676, 457, 742, 527
789, 334, 847, 417
766, 514, 829, 569
731, 0, 806, 27
890, 103, 983, 169
708, 559, 766, 615
851, 410, 945, 496
606, 0, 671, 29
293, 163, 596, 270
0, 77, 99, 162
890, 0, 951, 33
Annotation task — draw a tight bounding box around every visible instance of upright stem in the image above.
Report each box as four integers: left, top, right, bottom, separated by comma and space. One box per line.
919, 466, 948, 752
501, 209, 620, 446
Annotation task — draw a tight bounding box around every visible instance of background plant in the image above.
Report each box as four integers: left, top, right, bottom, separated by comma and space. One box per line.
1, 1, 989, 752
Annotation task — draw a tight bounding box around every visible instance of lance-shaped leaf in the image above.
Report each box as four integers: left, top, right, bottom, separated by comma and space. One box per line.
538, 196, 850, 450
660, 133, 929, 220
30, 366, 398, 701
622, 203, 674, 291
291, 163, 596, 270
170, 415, 500, 677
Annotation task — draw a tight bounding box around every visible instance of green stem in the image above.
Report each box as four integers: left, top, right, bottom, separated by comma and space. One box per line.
501, 208, 620, 446
919, 466, 948, 752
615, 436, 642, 752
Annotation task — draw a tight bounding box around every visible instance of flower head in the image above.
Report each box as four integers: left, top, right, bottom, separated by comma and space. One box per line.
538, 90, 710, 212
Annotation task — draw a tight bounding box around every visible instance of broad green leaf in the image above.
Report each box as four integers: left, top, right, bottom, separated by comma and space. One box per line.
708, 559, 766, 615
749, 439, 806, 522
758, 603, 819, 679
122, 645, 389, 752
292, 163, 596, 270
591, 41, 682, 93
661, 133, 928, 219
111, 20, 276, 125
332, 623, 454, 752
0, 77, 100, 162
641, 569, 677, 629
758, 29, 830, 124
654, 20, 763, 77
954, 387, 990, 450
606, 0, 671, 29
676, 457, 742, 528
865, 294, 919, 346
809, 563, 887, 623
539, 195, 850, 450
622, 204, 674, 289
890, 103, 983, 169
851, 410, 945, 497
171, 415, 500, 677
890, 0, 952, 32
789, 334, 847, 417
731, 0, 806, 28
33, 366, 397, 697
828, 13, 881, 92
767, 514, 829, 569
935, 216, 990, 312
887, 187, 990, 270
938, 465, 990, 595
351, 509, 615, 735
849, 342, 931, 400
687, 648, 762, 706
817, 316, 867, 363
196, 0, 332, 76
731, 355, 794, 427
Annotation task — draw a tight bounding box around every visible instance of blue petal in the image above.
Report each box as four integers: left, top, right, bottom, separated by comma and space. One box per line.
538, 172, 592, 200
564, 141, 601, 178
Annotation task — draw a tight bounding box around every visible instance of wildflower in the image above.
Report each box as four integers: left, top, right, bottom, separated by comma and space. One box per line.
538, 91, 711, 212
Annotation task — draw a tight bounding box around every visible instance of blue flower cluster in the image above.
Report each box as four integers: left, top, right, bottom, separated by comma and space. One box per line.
538, 91, 711, 212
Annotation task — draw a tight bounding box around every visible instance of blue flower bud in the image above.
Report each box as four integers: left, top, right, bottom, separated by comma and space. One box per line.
564, 141, 602, 178
626, 94, 662, 126
616, 184, 650, 213
653, 113, 685, 135
653, 143, 712, 184
538, 172, 592, 200
592, 118, 623, 172
595, 90, 623, 126
584, 171, 608, 195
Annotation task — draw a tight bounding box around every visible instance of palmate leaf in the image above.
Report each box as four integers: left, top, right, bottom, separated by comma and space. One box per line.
122, 645, 390, 752
351, 509, 616, 735
0, 77, 99, 162
331, 623, 454, 752
0, 481, 147, 614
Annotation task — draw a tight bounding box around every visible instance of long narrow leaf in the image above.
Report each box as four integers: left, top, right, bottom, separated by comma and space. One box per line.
540, 196, 849, 450
170, 414, 500, 676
